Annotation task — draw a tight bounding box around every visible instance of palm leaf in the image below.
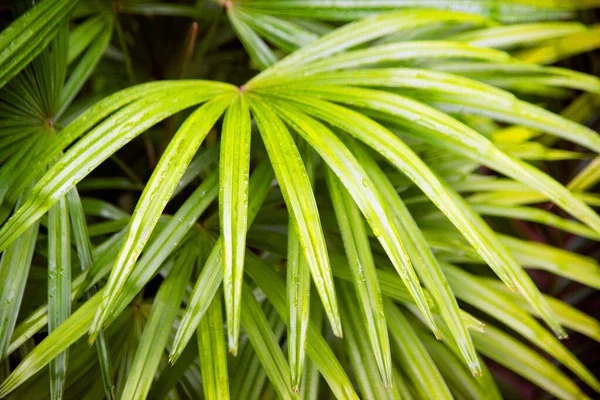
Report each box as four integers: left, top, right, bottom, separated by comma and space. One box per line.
273, 101, 436, 338
120, 245, 195, 399
170, 160, 274, 362
249, 96, 342, 337
287, 137, 314, 391
197, 290, 230, 399
326, 168, 392, 385
1, 4, 600, 399
90, 95, 232, 339
385, 301, 453, 399
240, 284, 298, 400
47, 195, 71, 400
268, 93, 566, 337
219, 94, 252, 352
0, 0, 77, 89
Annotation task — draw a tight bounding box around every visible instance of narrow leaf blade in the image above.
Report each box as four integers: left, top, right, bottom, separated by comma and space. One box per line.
249, 96, 342, 337
220, 94, 252, 353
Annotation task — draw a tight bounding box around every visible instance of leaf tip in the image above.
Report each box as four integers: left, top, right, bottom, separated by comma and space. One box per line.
558, 331, 569, 340
469, 360, 483, 377
228, 336, 238, 356
328, 311, 343, 338
87, 331, 98, 345
88, 317, 102, 344
332, 324, 343, 338
382, 373, 393, 389
548, 316, 568, 340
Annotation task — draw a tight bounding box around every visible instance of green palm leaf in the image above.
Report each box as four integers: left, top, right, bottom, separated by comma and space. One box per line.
47, 196, 71, 400
351, 142, 480, 375
198, 290, 230, 399
120, 245, 195, 399
169, 160, 274, 363
444, 264, 600, 391
240, 284, 298, 400
287, 138, 314, 391
90, 95, 232, 339
244, 252, 359, 399
0, 0, 77, 89
273, 101, 436, 338
1, 4, 600, 399
472, 323, 590, 400
0, 82, 234, 252
268, 94, 566, 337
249, 96, 342, 337
326, 168, 392, 385
385, 301, 453, 399
0, 195, 38, 358
219, 94, 252, 352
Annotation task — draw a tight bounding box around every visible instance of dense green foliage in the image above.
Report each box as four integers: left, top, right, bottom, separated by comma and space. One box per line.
1, 0, 600, 399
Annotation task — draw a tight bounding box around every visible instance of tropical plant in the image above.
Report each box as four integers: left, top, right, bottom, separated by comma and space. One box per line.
1, 0, 600, 399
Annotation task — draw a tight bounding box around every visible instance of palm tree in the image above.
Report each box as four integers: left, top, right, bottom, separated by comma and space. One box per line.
0, 0, 599, 399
